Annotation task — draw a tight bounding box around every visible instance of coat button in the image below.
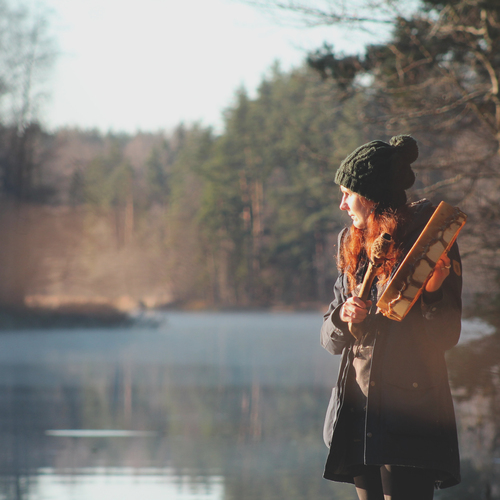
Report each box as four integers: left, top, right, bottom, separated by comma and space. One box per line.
367, 432, 373, 438
370, 381, 376, 387
413, 382, 419, 388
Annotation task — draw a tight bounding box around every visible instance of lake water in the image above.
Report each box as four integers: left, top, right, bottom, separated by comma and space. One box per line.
0, 311, 495, 500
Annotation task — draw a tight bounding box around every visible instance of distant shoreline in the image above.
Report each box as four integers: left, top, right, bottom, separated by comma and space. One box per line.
0, 299, 327, 330
0, 306, 132, 330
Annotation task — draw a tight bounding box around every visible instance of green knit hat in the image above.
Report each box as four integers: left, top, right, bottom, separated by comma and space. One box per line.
335, 135, 418, 208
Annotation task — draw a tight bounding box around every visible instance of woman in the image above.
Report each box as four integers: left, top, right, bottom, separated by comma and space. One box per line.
321, 135, 462, 500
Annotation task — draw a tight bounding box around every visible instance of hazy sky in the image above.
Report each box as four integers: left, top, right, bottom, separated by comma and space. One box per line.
41, 0, 373, 134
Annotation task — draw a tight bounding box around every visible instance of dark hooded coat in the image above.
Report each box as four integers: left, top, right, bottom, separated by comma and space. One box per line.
321, 199, 462, 489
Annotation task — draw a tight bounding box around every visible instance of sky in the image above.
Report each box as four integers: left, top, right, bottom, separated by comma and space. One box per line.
39, 0, 375, 134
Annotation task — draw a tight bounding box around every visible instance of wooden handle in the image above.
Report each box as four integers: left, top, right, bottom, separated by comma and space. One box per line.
357, 261, 377, 302
349, 233, 392, 340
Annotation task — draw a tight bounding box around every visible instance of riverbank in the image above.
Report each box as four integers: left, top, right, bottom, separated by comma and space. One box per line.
0, 294, 326, 329
0, 305, 132, 329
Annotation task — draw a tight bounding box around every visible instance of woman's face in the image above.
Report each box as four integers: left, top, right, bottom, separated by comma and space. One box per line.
339, 187, 374, 229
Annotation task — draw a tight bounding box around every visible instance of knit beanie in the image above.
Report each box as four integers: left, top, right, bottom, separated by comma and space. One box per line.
335, 135, 418, 208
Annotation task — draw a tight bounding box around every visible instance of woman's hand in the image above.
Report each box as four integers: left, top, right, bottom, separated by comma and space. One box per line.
425, 254, 451, 293
340, 296, 372, 324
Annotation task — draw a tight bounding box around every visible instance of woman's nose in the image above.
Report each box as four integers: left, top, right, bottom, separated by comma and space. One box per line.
340, 194, 347, 210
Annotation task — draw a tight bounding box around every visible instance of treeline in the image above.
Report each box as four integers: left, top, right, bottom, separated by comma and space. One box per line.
0, 64, 491, 312
1, 0, 499, 315
0, 65, 369, 310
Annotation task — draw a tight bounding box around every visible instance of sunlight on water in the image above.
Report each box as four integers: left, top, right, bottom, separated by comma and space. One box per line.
45, 430, 157, 438
460, 317, 495, 343
30, 468, 224, 500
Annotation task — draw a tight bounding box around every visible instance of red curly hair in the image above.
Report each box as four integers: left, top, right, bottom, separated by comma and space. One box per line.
338, 203, 411, 293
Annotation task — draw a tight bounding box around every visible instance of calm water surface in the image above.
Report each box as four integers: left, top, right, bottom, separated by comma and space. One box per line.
0, 312, 495, 500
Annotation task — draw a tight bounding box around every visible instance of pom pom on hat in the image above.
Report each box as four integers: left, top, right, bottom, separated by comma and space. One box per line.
335, 134, 418, 208
389, 135, 419, 163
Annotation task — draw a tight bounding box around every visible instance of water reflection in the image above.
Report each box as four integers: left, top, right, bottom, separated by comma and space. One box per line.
24, 468, 223, 500
444, 320, 500, 500
0, 312, 495, 500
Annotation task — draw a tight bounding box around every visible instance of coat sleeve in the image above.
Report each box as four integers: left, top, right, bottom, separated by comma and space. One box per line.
419, 241, 463, 351
321, 272, 353, 355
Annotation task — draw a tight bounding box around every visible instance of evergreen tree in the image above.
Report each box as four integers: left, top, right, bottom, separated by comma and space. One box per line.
196, 65, 365, 305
